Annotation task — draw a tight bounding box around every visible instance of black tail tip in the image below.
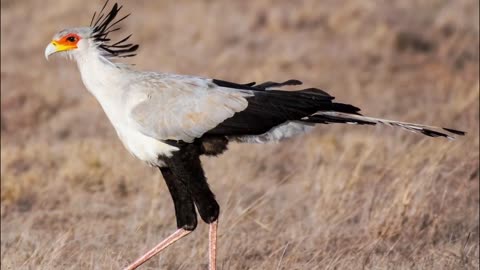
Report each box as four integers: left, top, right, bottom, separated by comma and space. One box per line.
443, 128, 466, 136
332, 103, 362, 115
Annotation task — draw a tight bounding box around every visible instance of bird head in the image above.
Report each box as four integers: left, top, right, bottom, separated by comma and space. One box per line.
45, 28, 91, 60
45, 1, 139, 60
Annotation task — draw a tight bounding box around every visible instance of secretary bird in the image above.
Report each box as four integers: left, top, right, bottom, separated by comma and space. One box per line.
45, 1, 465, 269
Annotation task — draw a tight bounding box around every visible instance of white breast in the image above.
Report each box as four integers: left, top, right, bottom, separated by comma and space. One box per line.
75, 50, 179, 167
116, 126, 179, 167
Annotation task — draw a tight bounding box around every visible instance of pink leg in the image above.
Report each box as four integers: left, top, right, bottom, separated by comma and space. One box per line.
209, 220, 218, 270
124, 229, 191, 270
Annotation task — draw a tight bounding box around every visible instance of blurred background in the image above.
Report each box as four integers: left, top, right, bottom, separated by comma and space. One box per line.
1, 0, 479, 269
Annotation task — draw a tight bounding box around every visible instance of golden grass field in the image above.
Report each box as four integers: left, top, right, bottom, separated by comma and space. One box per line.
1, 0, 479, 269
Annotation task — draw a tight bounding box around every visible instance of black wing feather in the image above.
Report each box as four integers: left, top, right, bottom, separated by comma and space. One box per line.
206, 79, 360, 136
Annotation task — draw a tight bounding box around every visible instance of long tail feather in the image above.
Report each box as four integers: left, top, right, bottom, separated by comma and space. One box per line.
305, 111, 465, 140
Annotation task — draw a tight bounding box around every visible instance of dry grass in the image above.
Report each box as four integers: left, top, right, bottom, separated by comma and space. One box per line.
1, 0, 479, 269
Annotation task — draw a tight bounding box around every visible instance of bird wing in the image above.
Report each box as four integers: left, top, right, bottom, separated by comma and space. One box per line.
128, 74, 252, 143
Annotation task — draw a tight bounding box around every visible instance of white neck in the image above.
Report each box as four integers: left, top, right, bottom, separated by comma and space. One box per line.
74, 48, 127, 101
73, 46, 133, 130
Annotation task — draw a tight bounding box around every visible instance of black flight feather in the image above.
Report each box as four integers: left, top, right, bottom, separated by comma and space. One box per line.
207, 78, 359, 136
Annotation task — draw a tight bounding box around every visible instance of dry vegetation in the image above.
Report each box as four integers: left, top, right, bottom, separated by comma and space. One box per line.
1, 0, 479, 269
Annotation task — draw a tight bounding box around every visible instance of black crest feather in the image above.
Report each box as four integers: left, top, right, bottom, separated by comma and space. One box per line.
90, 0, 139, 58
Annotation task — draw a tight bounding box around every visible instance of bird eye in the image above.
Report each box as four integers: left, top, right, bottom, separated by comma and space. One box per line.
66, 36, 77, 42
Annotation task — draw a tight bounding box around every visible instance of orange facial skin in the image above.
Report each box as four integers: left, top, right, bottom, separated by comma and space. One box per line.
51, 33, 81, 51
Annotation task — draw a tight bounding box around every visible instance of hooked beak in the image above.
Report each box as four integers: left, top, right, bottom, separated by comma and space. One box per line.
44, 40, 76, 60
44, 42, 56, 60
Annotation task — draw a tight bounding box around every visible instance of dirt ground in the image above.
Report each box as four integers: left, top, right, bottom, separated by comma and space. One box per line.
1, 0, 479, 269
